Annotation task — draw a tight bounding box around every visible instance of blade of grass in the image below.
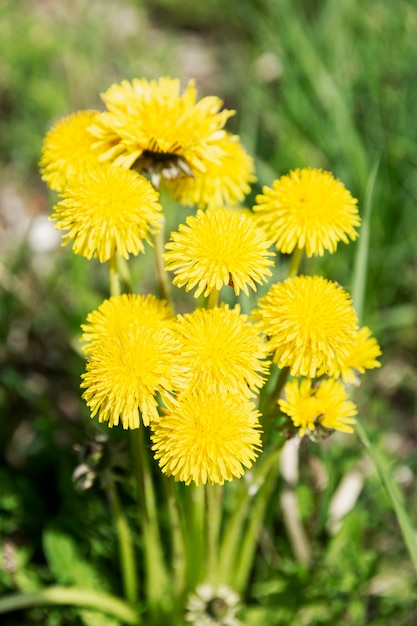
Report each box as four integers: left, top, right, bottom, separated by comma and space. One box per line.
352, 155, 380, 322
352, 159, 417, 577
355, 419, 417, 576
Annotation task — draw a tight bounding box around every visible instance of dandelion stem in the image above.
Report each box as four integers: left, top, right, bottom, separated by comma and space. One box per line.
109, 253, 121, 297
129, 428, 169, 611
106, 480, 138, 605
164, 478, 186, 596
207, 287, 220, 309
154, 219, 171, 301
288, 246, 304, 277
206, 484, 223, 584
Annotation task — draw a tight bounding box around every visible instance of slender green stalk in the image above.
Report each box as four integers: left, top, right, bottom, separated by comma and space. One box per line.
164, 478, 187, 597
233, 449, 281, 592
186, 483, 206, 585
117, 255, 133, 294
109, 253, 121, 297
0, 587, 139, 624
355, 419, 417, 576
129, 428, 169, 610
154, 219, 171, 301
206, 484, 223, 584
288, 246, 304, 277
106, 480, 138, 605
218, 445, 283, 583
207, 287, 220, 309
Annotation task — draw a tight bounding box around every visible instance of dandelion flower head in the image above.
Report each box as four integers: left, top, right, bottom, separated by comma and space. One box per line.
40, 110, 101, 192
163, 132, 256, 210
81, 293, 175, 355
175, 304, 270, 397
254, 168, 360, 257
51, 164, 162, 262
164, 207, 274, 298
253, 275, 358, 378
185, 583, 242, 626
89, 77, 235, 179
279, 377, 357, 436
337, 325, 382, 384
151, 391, 262, 485
81, 321, 185, 429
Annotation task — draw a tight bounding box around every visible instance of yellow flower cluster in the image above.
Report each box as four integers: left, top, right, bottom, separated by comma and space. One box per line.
40, 76, 381, 484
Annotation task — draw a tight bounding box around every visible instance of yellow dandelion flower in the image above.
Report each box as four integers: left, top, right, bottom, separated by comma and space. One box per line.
163, 133, 256, 209
81, 325, 185, 429
89, 77, 234, 180
51, 164, 162, 262
164, 207, 274, 298
80, 293, 175, 355
175, 304, 270, 397
151, 391, 262, 485
337, 326, 382, 384
279, 378, 357, 435
39, 110, 101, 192
253, 168, 360, 257
253, 275, 358, 378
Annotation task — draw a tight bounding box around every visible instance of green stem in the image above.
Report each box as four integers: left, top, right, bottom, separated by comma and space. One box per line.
207, 287, 220, 309
0, 587, 139, 624
129, 428, 169, 610
106, 480, 138, 605
186, 483, 206, 585
117, 255, 133, 294
164, 478, 187, 597
233, 446, 282, 593
154, 219, 171, 301
288, 247, 304, 277
206, 484, 223, 584
219, 445, 282, 584
109, 253, 121, 297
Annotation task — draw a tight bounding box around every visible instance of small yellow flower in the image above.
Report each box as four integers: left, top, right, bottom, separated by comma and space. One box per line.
163, 133, 256, 209
51, 164, 162, 262
164, 207, 274, 298
253, 275, 358, 378
175, 304, 270, 397
89, 77, 234, 180
253, 168, 360, 257
81, 324, 185, 429
151, 391, 262, 485
337, 326, 382, 384
80, 294, 176, 355
279, 377, 357, 435
39, 110, 101, 192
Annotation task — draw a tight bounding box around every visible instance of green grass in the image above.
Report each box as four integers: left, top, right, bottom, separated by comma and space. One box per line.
0, 0, 416, 624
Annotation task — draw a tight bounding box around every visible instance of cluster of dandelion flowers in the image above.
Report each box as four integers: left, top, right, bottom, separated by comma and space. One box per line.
175, 304, 270, 397
254, 275, 358, 378
151, 391, 262, 485
40, 110, 101, 193
80, 293, 176, 355
253, 168, 361, 257
164, 207, 274, 298
89, 77, 235, 176
163, 132, 256, 210
81, 321, 186, 429
337, 325, 382, 384
51, 164, 162, 262
279, 378, 358, 436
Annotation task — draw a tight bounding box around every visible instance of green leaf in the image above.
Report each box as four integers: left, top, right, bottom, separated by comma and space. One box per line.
42, 528, 107, 590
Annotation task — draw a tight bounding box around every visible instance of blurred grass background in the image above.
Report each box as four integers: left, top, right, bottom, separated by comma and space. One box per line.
0, 0, 416, 624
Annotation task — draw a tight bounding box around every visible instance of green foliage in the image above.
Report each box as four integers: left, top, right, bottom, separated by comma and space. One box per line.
0, 0, 416, 624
